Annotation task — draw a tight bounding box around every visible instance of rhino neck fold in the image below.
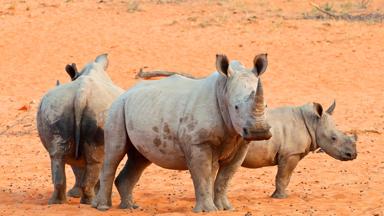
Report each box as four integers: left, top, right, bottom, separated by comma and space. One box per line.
215, 75, 237, 137
300, 108, 318, 152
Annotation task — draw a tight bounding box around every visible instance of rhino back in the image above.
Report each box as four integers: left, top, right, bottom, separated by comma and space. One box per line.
122, 74, 224, 169
242, 107, 311, 168
37, 84, 78, 155
37, 76, 123, 158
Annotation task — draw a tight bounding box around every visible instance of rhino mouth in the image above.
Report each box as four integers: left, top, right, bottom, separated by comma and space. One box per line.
336, 151, 357, 161
243, 129, 272, 141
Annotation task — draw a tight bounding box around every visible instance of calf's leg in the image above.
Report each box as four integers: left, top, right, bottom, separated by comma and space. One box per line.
271, 155, 300, 199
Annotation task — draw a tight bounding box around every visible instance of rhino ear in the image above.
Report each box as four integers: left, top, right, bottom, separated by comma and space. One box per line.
252, 53, 268, 77
313, 102, 323, 118
326, 100, 336, 115
95, 53, 109, 70
65, 63, 79, 80
216, 54, 232, 77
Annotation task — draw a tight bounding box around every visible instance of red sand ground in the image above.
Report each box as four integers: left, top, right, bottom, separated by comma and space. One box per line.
0, 0, 383, 215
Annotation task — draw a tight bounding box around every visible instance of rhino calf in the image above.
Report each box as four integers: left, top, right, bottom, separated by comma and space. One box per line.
242, 101, 357, 198
37, 54, 124, 204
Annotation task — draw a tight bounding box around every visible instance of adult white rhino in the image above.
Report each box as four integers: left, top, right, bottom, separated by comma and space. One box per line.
37, 54, 124, 205
92, 54, 272, 212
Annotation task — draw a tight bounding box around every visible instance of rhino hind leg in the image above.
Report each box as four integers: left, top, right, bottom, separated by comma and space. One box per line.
80, 144, 104, 204
214, 143, 249, 211
271, 155, 300, 199
92, 112, 128, 211
67, 166, 84, 198
48, 157, 67, 204
115, 146, 151, 209
186, 144, 217, 213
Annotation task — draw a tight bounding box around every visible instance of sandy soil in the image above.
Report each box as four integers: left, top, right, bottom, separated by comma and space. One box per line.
0, 0, 383, 215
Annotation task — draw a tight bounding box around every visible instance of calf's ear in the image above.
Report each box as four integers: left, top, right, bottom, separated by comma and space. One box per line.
326, 100, 336, 115
313, 102, 323, 118
95, 53, 109, 70
216, 54, 233, 77
65, 63, 79, 80
252, 53, 268, 77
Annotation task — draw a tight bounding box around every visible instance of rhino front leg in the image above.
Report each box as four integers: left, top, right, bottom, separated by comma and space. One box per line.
187, 144, 217, 213
49, 157, 67, 204
67, 166, 84, 198
271, 155, 300, 199
115, 146, 151, 209
214, 142, 249, 211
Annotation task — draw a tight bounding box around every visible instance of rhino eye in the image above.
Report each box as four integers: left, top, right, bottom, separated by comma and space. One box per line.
235, 105, 239, 110
331, 135, 337, 141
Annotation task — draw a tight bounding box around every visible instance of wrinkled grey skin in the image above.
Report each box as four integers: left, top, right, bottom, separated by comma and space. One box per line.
92, 54, 272, 212
37, 54, 124, 205
242, 101, 357, 199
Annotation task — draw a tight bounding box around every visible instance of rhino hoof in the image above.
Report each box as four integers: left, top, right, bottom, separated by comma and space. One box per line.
67, 187, 81, 198
97, 205, 110, 211
119, 201, 139, 209
271, 191, 288, 199
48, 197, 67, 205
193, 203, 218, 212
214, 197, 233, 211
91, 198, 111, 211
80, 196, 93, 205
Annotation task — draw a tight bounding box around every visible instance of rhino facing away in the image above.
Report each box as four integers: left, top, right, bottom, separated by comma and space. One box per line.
242, 101, 357, 198
37, 54, 124, 204
92, 54, 272, 212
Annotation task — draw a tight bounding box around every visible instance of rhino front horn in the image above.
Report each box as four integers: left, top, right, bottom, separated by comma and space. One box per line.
253, 78, 265, 117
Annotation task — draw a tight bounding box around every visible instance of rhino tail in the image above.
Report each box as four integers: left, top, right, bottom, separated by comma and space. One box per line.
74, 82, 89, 159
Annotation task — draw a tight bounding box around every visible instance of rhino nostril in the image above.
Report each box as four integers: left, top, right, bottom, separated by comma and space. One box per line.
243, 128, 248, 135
345, 152, 352, 158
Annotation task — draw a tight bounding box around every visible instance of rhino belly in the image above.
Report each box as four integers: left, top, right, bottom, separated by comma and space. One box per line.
242, 141, 277, 168
129, 131, 188, 170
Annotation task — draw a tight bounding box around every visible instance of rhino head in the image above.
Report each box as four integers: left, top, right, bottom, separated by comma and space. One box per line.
216, 54, 272, 141
302, 101, 357, 161
64, 53, 110, 81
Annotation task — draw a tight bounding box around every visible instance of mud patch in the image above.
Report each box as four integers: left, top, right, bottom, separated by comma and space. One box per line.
153, 137, 161, 147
